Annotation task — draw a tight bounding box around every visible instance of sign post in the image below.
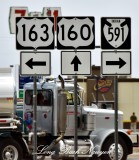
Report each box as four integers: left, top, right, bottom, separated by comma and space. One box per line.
16, 16, 54, 160
101, 17, 131, 160
58, 17, 95, 160
61, 50, 91, 160
33, 76, 37, 160
114, 76, 118, 160
74, 75, 78, 160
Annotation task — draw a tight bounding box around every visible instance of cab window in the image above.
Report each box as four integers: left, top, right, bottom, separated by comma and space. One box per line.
25, 90, 52, 106
66, 91, 80, 105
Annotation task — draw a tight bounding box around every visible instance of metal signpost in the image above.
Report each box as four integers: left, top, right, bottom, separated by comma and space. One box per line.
20, 51, 51, 160
16, 17, 54, 160
101, 17, 131, 160
61, 50, 91, 160
15, 12, 131, 160
74, 76, 78, 160
33, 76, 37, 160
58, 17, 95, 160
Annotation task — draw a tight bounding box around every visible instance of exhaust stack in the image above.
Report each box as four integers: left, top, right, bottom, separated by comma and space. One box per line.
57, 75, 67, 134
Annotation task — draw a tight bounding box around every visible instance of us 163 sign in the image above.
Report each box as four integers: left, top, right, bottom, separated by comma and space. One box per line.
101, 17, 131, 49
16, 17, 54, 50
57, 17, 95, 49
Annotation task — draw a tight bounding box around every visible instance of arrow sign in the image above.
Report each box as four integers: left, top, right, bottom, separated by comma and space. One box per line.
20, 51, 50, 75
106, 57, 126, 69
71, 56, 82, 71
26, 58, 46, 69
102, 51, 131, 75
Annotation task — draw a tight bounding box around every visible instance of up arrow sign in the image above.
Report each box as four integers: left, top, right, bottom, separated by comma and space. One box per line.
71, 56, 82, 71
61, 51, 91, 75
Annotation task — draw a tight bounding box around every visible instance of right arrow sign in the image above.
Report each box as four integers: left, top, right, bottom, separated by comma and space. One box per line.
106, 57, 126, 69
101, 51, 131, 75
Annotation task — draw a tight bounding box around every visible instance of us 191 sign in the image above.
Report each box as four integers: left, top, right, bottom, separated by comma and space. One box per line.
57, 17, 95, 49
101, 17, 131, 49
16, 17, 54, 50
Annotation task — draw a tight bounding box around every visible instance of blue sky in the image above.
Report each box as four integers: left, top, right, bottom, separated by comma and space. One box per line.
0, 0, 139, 77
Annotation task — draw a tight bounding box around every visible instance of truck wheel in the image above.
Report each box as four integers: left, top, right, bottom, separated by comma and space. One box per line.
101, 137, 128, 160
0, 138, 23, 160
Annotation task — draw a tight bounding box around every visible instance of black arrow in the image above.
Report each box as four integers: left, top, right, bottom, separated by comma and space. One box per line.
106, 58, 126, 69
71, 56, 82, 71
26, 58, 46, 69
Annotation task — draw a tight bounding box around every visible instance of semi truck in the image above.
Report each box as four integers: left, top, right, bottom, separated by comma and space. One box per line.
0, 72, 133, 160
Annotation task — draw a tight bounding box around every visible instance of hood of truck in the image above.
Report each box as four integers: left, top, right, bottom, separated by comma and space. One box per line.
82, 106, 123, 115
82, 106, 123, 129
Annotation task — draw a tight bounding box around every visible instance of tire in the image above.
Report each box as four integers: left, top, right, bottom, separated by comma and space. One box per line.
0, 138, 23, 160
101, 136, 128, 160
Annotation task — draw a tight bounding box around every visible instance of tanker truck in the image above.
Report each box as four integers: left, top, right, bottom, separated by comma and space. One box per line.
0, 73, 133, 160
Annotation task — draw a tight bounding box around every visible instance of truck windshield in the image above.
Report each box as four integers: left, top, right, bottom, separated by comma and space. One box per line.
25, 90, 52, 106
66, 91, 80, 105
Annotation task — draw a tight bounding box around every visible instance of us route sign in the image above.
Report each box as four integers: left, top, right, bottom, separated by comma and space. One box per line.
16, 17, 54, 50
61, 51, 91, 75
101, 51, 131, 75
20, 52, 51, 75
57, 17, 95, 49
101, 17, 131, 49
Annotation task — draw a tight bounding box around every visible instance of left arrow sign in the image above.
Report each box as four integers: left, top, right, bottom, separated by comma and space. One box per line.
26, 58, 46, 69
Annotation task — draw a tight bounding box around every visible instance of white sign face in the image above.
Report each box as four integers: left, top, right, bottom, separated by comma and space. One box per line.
101, 51, 131, 75
61, 51, 91, 75
101, 17, 131, 49
57, 17, 95, 49
20, 52, 51, 75
16, 17, 54, 50
9, 7, 29, 34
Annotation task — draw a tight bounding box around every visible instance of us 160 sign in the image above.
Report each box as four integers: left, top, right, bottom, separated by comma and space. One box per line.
16, 17, 54, 50
101, 17, 131, 49
57, 17, 95, 50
